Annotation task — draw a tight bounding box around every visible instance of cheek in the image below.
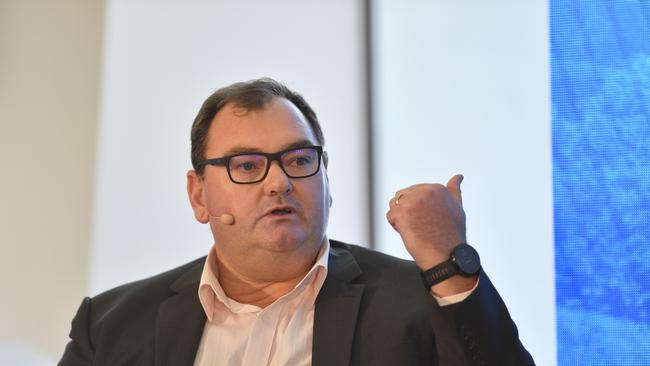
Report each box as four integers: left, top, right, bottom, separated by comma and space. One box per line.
222, 189, 254, 216
204, 180, 242, 215
302, 180, 330, 222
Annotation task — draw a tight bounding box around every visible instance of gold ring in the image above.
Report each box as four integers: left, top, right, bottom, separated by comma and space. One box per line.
395, 193, 404, 206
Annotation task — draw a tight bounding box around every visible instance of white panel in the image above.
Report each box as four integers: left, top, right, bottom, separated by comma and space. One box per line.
372, 1, 555, 365
91, 0, 366, 293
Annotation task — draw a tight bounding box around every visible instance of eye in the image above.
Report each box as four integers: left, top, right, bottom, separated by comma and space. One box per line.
294, 156, 312, 166
284, 149, 316, 168
230, 155, 265, 173
239, 162, 256, 171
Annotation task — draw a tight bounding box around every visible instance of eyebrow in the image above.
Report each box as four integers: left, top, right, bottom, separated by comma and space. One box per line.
221, 139, 316, 156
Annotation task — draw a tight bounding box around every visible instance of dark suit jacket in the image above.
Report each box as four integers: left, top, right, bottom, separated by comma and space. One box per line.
59, 240, 534, 366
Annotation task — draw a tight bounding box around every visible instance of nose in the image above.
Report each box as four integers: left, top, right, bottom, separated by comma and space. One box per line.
263, 161, 292, 196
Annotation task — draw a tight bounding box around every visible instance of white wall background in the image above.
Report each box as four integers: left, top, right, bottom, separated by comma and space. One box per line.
3, 0, 556, 363
1, 1, 103, 364
90, 0, 368, 293
371, 1, 555, 365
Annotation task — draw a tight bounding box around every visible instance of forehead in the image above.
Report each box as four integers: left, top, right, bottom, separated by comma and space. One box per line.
206, 98, 318, 156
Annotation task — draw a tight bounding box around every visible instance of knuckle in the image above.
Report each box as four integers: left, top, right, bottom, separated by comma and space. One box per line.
420, 184, 442, 199
431, 183, 445, 191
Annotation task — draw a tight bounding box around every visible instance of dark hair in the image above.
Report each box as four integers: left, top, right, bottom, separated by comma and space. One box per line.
190, 78, 325, 175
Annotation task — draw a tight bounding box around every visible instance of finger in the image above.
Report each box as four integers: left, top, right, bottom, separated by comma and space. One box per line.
386, 210, 398, 231
446, 174, 464, 206
389, 190, 405, 209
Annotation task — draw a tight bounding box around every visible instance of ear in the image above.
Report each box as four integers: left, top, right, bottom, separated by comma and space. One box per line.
322, 151, 333, 207
322, 151, 331, 184
187, 170, 210, 224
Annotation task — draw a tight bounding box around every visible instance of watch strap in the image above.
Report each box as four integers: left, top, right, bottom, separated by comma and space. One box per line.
420, 259, 457, 289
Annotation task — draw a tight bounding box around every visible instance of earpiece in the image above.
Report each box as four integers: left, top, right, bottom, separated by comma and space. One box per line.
209, 213, 235, 225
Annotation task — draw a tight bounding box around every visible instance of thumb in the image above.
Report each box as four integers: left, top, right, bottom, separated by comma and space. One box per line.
446, 174, 464, 206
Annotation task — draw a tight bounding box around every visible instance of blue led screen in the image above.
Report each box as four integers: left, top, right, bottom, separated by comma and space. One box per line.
552, 0, 650, 364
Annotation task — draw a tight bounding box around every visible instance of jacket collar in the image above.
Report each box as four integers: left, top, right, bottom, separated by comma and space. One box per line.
155, 258, 206, 366
152, 241, 366, 366
312, 241, 365, 366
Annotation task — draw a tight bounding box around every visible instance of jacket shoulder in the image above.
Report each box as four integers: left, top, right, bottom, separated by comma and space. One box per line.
90, 256, 205, 322
60, 257, 207, 365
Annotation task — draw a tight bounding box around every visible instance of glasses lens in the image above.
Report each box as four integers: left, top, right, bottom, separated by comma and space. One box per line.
281, 148, 320, 178
228, 154, 268, 183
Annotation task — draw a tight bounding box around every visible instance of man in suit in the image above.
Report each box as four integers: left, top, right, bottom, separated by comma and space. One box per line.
59, 78, 534, 365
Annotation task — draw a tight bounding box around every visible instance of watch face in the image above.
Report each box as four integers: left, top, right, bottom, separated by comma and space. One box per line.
453, 243, 481, 274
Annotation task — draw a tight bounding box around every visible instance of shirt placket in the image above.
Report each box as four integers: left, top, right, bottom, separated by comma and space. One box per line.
240, 304, 282, 366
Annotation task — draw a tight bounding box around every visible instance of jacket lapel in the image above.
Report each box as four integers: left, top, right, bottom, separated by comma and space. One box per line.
312, 244, 365, 366
154, 261, 207, 366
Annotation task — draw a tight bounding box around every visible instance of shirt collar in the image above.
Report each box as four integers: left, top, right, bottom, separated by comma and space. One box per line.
198, 239, 330, 322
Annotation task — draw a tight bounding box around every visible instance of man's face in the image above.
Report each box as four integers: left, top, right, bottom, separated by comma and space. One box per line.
188, 98, 330, 260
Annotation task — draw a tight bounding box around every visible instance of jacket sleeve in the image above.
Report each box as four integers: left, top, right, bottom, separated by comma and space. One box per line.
444, 271, 536, 366
58, 297, 95, 366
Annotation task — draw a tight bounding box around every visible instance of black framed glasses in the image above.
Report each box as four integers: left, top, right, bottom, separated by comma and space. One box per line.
196, 146, 324, 184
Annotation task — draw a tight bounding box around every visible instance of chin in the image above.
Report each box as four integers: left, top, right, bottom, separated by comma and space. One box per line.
261, 231, 315, 253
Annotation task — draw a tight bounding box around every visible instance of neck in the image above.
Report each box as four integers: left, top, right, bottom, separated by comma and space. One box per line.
213, 240, 324, 308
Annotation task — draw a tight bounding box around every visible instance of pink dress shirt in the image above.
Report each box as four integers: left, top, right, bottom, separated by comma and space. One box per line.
193, 241, 330, 366
192, 240, 476, 365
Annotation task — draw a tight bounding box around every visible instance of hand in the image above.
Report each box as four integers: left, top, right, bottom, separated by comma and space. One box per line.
386, 174, 466, 269
386, 174, 476, 296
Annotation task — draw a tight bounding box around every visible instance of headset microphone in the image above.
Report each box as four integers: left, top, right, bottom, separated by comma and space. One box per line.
209, 213, 235, 225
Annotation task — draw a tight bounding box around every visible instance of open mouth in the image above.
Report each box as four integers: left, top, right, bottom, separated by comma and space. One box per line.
268, 207, 295, 216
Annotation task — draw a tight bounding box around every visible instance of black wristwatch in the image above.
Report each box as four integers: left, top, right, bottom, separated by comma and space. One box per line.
420, 243, 481, 289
